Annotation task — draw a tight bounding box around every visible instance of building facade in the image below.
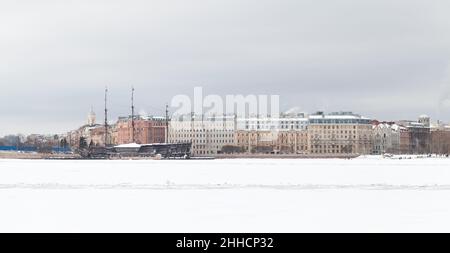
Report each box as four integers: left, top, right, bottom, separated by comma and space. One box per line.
372, 123, 401, 154
234, 114, 309, 154
65, 110, 448, 157
397, 116, 431, 154
430, 124, 450, 155
399, 126, 410, 154
169, 114, 236, 156
308, 112, 373, 155
116, 115, 166, 145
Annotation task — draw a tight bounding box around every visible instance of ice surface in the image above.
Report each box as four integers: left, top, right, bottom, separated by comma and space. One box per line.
1, 157, 450, 232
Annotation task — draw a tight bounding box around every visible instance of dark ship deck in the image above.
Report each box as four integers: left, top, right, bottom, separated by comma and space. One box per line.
82, 142, 192, 159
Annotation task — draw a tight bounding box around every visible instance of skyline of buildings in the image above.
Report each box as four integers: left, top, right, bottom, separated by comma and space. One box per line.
2, 108, 449, 156
0, 83, 449, 156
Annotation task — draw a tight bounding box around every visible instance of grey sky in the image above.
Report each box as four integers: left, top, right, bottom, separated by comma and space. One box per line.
1, 0, 450, 135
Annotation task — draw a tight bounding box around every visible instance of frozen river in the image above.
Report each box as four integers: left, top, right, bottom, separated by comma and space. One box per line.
1, 157, 450, 232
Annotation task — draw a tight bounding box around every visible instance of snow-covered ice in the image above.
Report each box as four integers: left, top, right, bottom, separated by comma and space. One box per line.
1, 157, 450, 232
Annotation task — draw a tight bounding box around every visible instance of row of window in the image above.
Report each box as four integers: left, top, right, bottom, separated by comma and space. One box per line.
194, 150, 217, 155
245, 125, 307, 130
170, 134, 234, 138
170, 129, 235, 132
309, 119, 371, 124
311, 130, 356, 134
311, 150, 351, 154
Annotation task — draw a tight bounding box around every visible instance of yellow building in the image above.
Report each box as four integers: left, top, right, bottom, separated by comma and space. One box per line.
308, 112, 373, 155
234, 115, 309, 154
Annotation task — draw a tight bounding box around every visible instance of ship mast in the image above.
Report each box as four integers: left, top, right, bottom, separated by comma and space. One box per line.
104, 86, 108, 147
165, 103, 169, 143
131, 86, 135, 143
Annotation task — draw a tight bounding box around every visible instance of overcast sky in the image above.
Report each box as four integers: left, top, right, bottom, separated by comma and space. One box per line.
1, 0, 450, 135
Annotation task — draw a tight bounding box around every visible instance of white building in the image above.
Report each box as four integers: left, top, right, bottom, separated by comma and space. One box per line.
168, 114, 236, 156
236, 113, 309, 131
418, 114, 431, 128
372, 123, 401, 154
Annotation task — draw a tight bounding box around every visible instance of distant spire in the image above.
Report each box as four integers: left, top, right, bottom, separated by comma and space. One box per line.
88, 106, 96, 126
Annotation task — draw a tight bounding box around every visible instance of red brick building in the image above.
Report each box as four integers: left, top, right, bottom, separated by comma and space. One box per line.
116, 116, 166, 144
431, 127, 450, 155
399, 127, 410, 154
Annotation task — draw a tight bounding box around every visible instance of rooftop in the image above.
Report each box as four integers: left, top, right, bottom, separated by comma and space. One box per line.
309, 111, 369, 120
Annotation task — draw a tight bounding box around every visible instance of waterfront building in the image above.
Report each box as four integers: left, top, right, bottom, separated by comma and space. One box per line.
397, 115, 431, 154
116, 115, 166, 145
236, 113, 308, 131
234, 114, 309, 154
67, 109, 116, 148
372, 123, 401, 154
168, 114, 236, 156
308, 112, 373, 155
64, 109, 446, 157
430, 122, 450, 155
399, 126, 411, 154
